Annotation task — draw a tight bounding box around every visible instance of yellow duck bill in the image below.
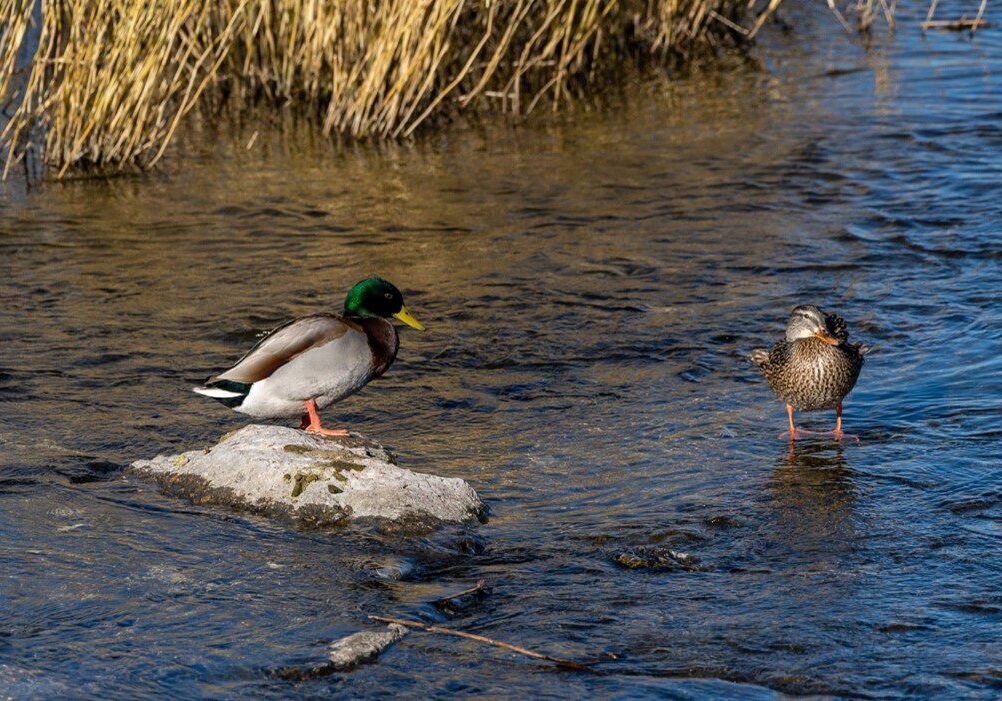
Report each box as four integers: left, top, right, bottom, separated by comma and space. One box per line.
393, 306, 425, 331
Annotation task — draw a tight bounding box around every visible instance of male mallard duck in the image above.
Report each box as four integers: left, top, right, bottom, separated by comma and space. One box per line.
750, 304, 867, 440
194, 277, 424, 436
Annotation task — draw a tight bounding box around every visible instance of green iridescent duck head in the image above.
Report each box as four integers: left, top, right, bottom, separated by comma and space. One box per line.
344, 277, 424, 330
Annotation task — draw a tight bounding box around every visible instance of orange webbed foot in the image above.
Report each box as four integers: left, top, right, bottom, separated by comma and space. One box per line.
778, 427, 826, 441
778, 428, 859, 442
300, 399, 349, 437
305, 426, 350, 437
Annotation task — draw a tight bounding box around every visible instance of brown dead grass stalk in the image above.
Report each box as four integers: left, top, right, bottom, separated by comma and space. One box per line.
0, 0, 798, 179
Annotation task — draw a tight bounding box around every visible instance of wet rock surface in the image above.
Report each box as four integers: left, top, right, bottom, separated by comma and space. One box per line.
326, 624, 409, 670
129, 425, 484, 527
273, 624, 409, 679
612, 546, 702, 571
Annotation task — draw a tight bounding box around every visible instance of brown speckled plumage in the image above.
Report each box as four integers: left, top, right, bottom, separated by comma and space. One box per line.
750, 309, 866, 412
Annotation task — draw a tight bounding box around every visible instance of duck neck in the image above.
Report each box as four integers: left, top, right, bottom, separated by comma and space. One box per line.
795, 336, 841, 360
357, 317, 399, 378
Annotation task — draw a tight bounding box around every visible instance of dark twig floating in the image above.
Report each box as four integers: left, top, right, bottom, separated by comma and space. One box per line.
921, 17, 992, 29
368, 615, 599, 673
433, 579, 491, 613
922, 0, 992, 32
435, 579, 488, 604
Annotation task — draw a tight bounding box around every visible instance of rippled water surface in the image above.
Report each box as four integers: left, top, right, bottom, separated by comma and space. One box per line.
2, 7, 1000, 698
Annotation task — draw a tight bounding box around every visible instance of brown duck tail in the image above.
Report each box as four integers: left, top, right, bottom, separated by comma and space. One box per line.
825, 312, 850, 343
749, 348, 770, 367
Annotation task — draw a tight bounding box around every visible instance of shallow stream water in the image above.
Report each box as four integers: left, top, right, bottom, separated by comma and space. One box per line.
2, 5, 1000, 698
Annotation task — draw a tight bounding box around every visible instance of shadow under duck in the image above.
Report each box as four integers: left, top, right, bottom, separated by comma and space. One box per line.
194, 277, 424, 436
750, 304, 868, 440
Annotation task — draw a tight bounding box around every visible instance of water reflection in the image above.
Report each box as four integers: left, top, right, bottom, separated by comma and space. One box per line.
771, 440, 856, 546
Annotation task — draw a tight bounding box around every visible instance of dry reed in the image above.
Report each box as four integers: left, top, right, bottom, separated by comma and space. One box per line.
0, 0, 839, 179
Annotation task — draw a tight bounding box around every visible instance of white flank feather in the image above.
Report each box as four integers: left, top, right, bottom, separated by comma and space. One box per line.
193, 386, 243, 399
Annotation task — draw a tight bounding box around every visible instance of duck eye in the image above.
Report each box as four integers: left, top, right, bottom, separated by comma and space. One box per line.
384, 292, 393, 300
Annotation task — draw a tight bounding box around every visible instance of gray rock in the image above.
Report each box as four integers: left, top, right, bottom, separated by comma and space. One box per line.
326, 624, 408, 670
129, 424, 484, 527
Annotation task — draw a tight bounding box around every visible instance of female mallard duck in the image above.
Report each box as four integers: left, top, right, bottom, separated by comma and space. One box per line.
750, 304, 867, 440
194, 277, 424, 436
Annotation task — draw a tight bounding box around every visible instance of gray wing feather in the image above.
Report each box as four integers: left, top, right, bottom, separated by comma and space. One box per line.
213, 314, 350, 383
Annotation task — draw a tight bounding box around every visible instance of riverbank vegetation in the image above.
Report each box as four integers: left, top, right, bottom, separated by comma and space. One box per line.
0, 0, 889, 180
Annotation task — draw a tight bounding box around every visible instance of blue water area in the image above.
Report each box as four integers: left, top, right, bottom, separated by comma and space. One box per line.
1, 4, 1000, 698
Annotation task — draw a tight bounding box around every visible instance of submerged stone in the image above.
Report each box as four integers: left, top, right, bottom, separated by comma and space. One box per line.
326, 623, 409, 670
273, 623, 409, 679
612, 546, 701, 571
129, 424, 484, 527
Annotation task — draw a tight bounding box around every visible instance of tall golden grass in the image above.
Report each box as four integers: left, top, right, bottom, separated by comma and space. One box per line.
0, 0, 812, 179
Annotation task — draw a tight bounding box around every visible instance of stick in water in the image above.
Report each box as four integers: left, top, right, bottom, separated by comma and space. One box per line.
434, 579, 488, 607
368, 615, 597, 673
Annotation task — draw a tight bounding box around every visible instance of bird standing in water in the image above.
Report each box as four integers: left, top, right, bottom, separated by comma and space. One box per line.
194, 277, 424, 436
750, 304, 867, 440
